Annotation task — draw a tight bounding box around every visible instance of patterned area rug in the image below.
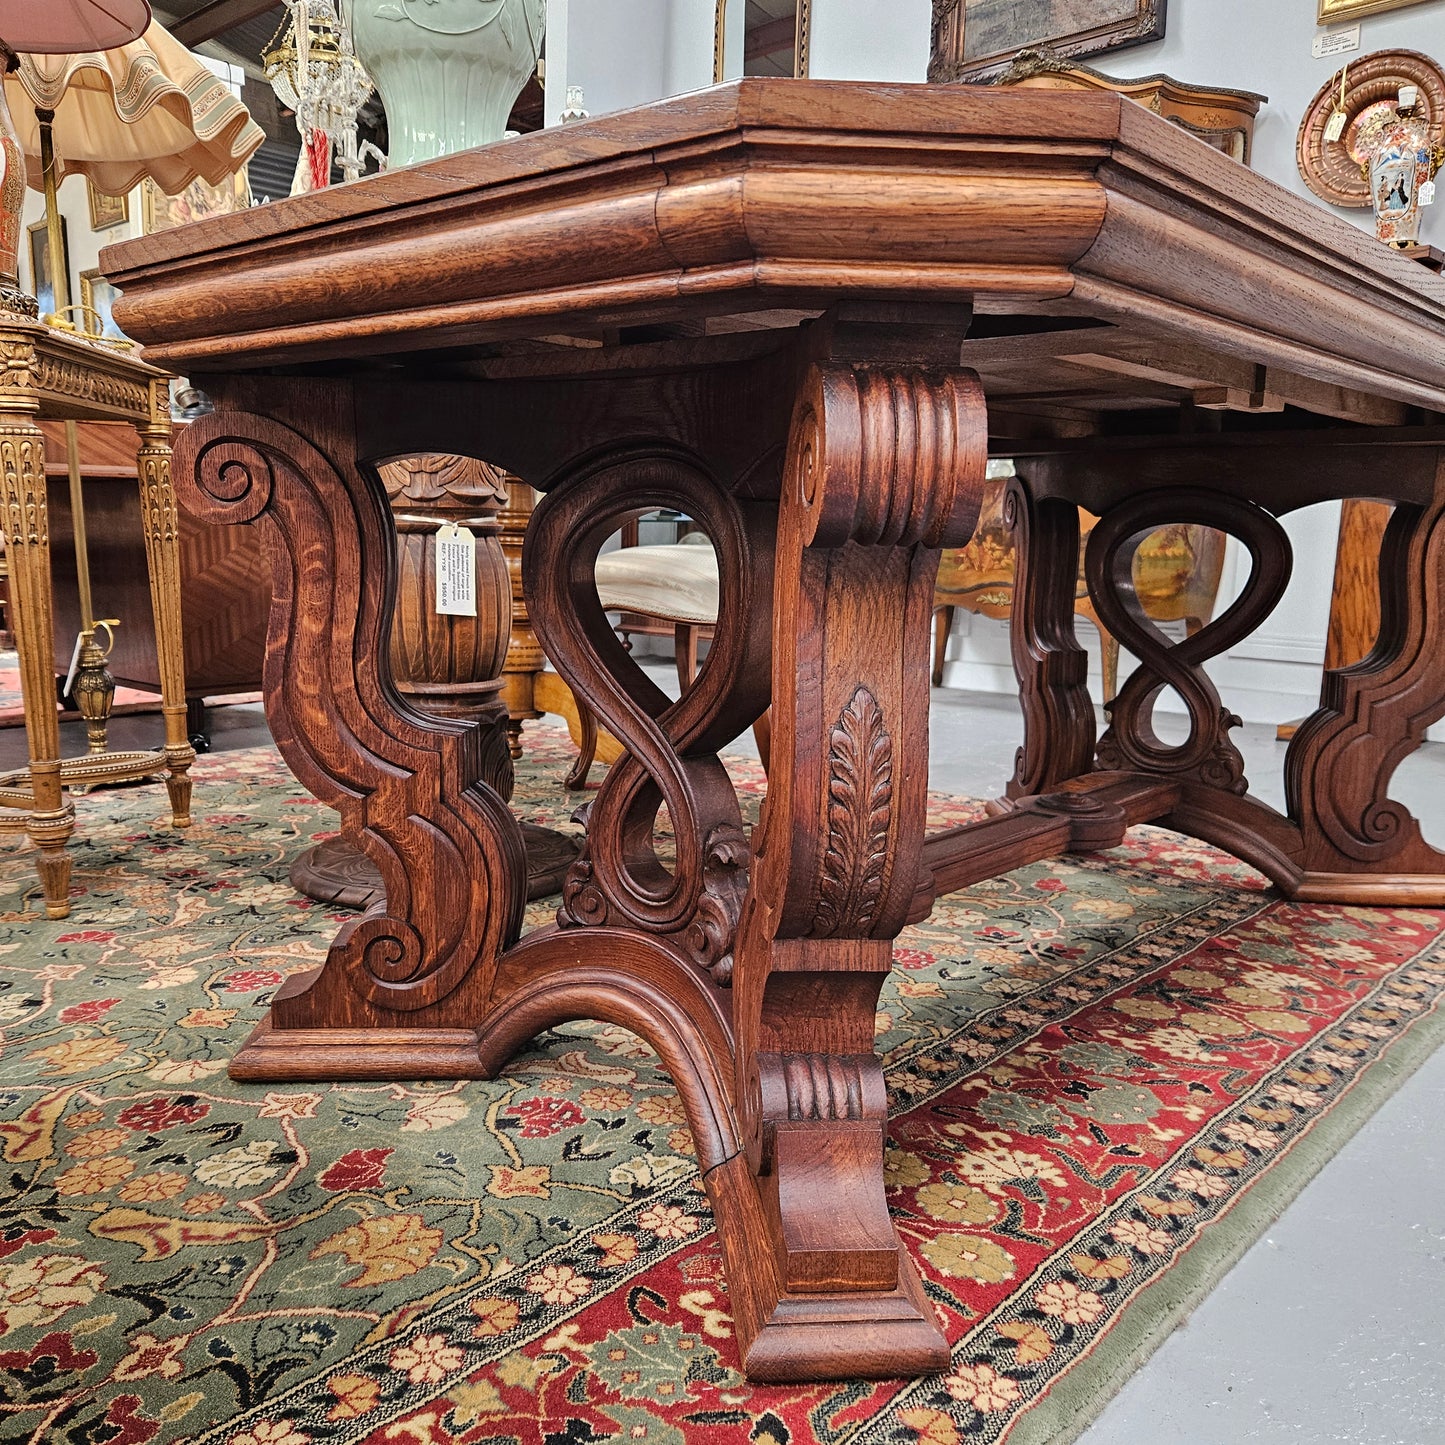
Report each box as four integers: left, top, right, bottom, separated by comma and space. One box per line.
2, 724, 1443, 1445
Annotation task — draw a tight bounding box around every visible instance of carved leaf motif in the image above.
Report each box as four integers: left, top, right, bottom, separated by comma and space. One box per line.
814, 685, 892, 937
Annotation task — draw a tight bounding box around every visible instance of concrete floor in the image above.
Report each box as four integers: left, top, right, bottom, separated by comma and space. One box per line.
4, 680, 1442, 1443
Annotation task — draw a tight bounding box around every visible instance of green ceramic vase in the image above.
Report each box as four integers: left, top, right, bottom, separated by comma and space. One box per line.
345, 0, 545, 168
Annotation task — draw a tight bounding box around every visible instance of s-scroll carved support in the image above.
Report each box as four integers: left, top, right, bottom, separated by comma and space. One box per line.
1286, 456, 1445, 895
1088, 490, 1290, 794
725, 346, 986, 1380
526, 449, 774, 986
173, 379, 526, 1080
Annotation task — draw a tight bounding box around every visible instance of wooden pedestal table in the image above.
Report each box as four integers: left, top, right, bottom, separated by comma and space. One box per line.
0, 317, 193, 917
288, 453, 578, 909
106, 81, 1445, 1383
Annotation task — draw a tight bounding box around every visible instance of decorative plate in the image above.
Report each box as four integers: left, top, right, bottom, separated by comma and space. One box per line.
1297, 48, 1445, 208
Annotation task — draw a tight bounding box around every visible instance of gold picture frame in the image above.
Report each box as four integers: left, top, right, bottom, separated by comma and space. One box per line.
140, 170, 251, 235
929, 0, 1167, 84
78, 268, 128, 343
1318, 0, 1433, 21
87, 180, 129, 232
26, 216, 70, 320
714, 0, 811, 84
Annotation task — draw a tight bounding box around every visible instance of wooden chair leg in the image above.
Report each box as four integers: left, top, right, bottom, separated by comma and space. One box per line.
931, 604, 954, 686
675, 622, 700, 692
752, 709, 771, 776
565, 698, 598, 790
1100, 626, 1120, 705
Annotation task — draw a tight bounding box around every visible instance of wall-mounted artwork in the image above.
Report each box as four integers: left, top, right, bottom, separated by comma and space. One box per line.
715, 0, 811, 83
930, 0, 1167, 84
26, 216, 70, 321
141, 171, 251, 235
1318, 0, 1434, 23
87, 180, 129, 232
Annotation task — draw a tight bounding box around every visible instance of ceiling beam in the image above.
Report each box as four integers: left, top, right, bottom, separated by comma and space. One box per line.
170, 0, 281, 47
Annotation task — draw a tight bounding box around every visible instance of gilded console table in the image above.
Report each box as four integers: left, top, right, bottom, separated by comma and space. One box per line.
106, 81, 1445, 1382
0, 319, 192, 917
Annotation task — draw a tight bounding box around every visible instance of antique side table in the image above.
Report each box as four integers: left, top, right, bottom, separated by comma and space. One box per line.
0, 318, 193, 917
106, 81, 1445, 1382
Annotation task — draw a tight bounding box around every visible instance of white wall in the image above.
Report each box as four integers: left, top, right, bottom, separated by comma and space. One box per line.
1100, 0, 1445, 249
808, 0, 933, 81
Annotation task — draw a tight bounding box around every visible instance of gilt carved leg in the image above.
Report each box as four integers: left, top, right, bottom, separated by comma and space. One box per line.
1285, 457, 1445, 902
0, 404, 75, 916
134, 390, 196, 828
726, 359, 987, 1379
173, 378, 527, 1080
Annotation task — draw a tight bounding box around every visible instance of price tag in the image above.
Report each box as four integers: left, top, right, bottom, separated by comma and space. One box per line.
62, 631, 84, 699
435, 523, 477, 617
1420, 179, 1437, 206
1324, 109, 1347, 143
1312, 25, 1360, 59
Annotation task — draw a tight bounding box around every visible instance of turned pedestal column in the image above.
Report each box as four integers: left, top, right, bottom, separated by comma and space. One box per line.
290, 454, 577, 908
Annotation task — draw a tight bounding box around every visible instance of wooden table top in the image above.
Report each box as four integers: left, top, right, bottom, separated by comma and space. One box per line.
104, 79, 1445, 439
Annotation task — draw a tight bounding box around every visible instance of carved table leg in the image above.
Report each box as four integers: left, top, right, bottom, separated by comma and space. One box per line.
725, 359, 987, 1379
1285, 455, 1445, 899
173, 379, 528, 1080
0, 399, 74, 916
1005, 475, 1095, 800
134, 385, 195, 827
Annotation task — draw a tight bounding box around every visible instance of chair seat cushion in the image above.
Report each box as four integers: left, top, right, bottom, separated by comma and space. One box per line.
593, 544, 720, 625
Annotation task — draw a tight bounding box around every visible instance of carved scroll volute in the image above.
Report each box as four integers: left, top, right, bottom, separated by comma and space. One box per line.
174, 386, 526, 1029
752, 362, 987, 950
731, 358, 986, 1310
1289, 461, 1445, 871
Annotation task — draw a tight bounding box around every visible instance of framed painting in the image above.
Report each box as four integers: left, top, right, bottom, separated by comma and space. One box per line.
715, 0, 811, 83
141, 170, 251, 234
26, 216, 70, 321
930, 0, 1167, 85
1319, 0, 1433, 20
79, 269, 127, 344
87, 180, 129, 232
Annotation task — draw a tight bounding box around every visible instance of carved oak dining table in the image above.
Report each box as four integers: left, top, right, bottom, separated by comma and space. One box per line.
103, 80, 1445, 1383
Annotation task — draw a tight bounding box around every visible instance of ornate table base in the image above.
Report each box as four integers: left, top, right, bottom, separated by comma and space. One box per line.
171, 311, 1445, 1381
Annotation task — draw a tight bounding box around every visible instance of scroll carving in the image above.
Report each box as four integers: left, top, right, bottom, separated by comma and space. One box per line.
747, 1050, 886, 1175
813, 685, 892, 937
1288, 467, 1445, 871
177, 398, 527, 1026
526, 446, 774, 987
1087, 490, 1291, 795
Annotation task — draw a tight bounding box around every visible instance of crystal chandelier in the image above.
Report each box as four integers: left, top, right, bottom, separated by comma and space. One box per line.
262, 0, 379, 190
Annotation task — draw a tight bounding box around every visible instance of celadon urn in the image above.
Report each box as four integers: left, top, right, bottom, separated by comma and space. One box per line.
345, 0, 545, 168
